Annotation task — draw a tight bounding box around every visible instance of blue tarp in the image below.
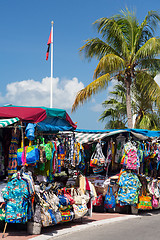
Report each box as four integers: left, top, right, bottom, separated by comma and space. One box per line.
36, 117, 75, 132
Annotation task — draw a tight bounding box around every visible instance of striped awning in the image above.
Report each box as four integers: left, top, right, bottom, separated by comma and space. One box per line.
0, 117, 19, 128
74, 132, 110, 144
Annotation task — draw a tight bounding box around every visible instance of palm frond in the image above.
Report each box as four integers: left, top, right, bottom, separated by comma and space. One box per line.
93, 54, 125, 79
93, 17, 129, 59
71, 73, 110, 112
134, 37, 160, 61
79, 38, 120, 60
135, 71, 160, 104
138, 58, 160, 76
133, 11, 160, 55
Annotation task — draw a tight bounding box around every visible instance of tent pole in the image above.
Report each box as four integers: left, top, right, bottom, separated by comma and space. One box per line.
2, 222, 7, 238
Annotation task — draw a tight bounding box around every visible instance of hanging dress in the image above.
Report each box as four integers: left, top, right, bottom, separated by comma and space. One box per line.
8, 128, 20, 177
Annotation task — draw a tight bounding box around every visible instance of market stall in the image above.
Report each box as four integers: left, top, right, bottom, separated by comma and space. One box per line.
74, 129, 160, 214
0, 106, 97, 236
1, 110, 160, 236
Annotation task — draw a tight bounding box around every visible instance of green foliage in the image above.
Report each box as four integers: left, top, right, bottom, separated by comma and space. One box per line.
99, 81, 160, 130
72, 8, 160, 129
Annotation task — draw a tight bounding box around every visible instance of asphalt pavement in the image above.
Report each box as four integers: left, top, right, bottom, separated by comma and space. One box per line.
1, 210, 160, 240
47, 211, 160, 240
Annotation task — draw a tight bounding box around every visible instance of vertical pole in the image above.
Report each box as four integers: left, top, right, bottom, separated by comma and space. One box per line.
50, 21, 54, 108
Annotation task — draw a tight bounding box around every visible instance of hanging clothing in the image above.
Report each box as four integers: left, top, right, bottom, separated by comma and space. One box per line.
8, 129, 20, 177
115, 134, 125, 163
117, 170, 142, 206
2, 176, 29, 223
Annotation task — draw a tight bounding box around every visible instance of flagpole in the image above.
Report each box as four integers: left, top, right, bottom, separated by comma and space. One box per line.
50, 21, 54, 108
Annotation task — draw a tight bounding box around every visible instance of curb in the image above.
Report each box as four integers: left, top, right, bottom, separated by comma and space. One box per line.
30, 214, 141, 240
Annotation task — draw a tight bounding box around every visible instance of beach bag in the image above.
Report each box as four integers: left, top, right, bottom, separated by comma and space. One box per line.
63, 188, 75, 205
90, 142, 105, 167
137, 195, 152, 210
26, 123, 36, 141
92, 194, 103, 206
73, 201, 88, 219
47, 208, 57, 225
90, 157, 98, 167
58, 192, 70, 206
152, 195, 159, 209
93, 166, 104, 174
71, 188, 90, 205
54, 210, 62, 223
60, 210, 74, 222
71, 188, 83, 205
41, 205, 52, 227
0, 202, 5, 221
104, 186, 116, 209
42, 143, 52, 161
17, 145, 39, 166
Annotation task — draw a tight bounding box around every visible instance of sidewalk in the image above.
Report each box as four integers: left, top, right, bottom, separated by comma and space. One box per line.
0, 212, 140, 240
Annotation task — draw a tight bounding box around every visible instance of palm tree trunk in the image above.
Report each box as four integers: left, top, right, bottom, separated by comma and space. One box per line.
125, 79, 133, 128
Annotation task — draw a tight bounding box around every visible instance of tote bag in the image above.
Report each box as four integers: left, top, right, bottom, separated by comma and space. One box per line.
73, 200, 88, 219
104, 186, 116, 209
137, 195, 152, 210
17, 145, 39, 166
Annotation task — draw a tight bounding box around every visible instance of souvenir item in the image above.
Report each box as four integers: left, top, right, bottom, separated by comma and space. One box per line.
152, 195, 159, 209
92, 194, 103, 206
0, 202, 5, 221
54, 210, 62, 223
63, 188, 75, 205
17, 145, 39, 166
93, 166, 104, 174
104, 186, 116, 209
60, 210, 74, 222
90, 142, 105, 167
72, 201, 88, 219
58, 192, 70, 206
117, 170, 141, 206
137, 195, 152, 210
2, 176, 29, 223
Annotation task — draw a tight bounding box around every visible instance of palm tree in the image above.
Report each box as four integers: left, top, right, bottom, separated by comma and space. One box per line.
99, 83, 127, 128
99, 80, 160, 130
72, 9, 160, 128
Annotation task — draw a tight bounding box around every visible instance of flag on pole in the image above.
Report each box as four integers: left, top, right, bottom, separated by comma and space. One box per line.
46, 29, 52, 60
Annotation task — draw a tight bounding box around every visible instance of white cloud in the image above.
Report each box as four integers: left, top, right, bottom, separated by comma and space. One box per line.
91, 103, 103, 112
1, 77, 84, 109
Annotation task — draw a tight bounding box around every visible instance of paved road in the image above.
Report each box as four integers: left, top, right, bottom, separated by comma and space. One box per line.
52, 211, 160, 240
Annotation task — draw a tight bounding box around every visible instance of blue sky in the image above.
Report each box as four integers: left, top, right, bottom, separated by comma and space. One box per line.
0, 0, 160, 130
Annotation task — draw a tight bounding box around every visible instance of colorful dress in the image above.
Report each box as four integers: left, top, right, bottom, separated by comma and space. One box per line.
117, 170, 142, 206
2, 176, 29, 223
8, 129, 20, 177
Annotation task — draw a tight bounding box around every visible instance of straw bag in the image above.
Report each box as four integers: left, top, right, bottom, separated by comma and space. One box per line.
73, 200, 88, 219
54, 210, 62, 223
71, 188, 90, 205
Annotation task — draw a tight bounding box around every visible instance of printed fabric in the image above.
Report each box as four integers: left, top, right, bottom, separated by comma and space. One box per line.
117, 170, 142, 206
2, 176, 29, 223
8, 129, 20, 176
121, 142, 140, 170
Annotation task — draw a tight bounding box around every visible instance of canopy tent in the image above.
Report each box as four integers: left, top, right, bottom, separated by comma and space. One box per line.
38, 107, 77, 131
0, 106, 77, 131
0, 107, 47, 123
0, 117, 19, 128
75, 128, 160, 144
